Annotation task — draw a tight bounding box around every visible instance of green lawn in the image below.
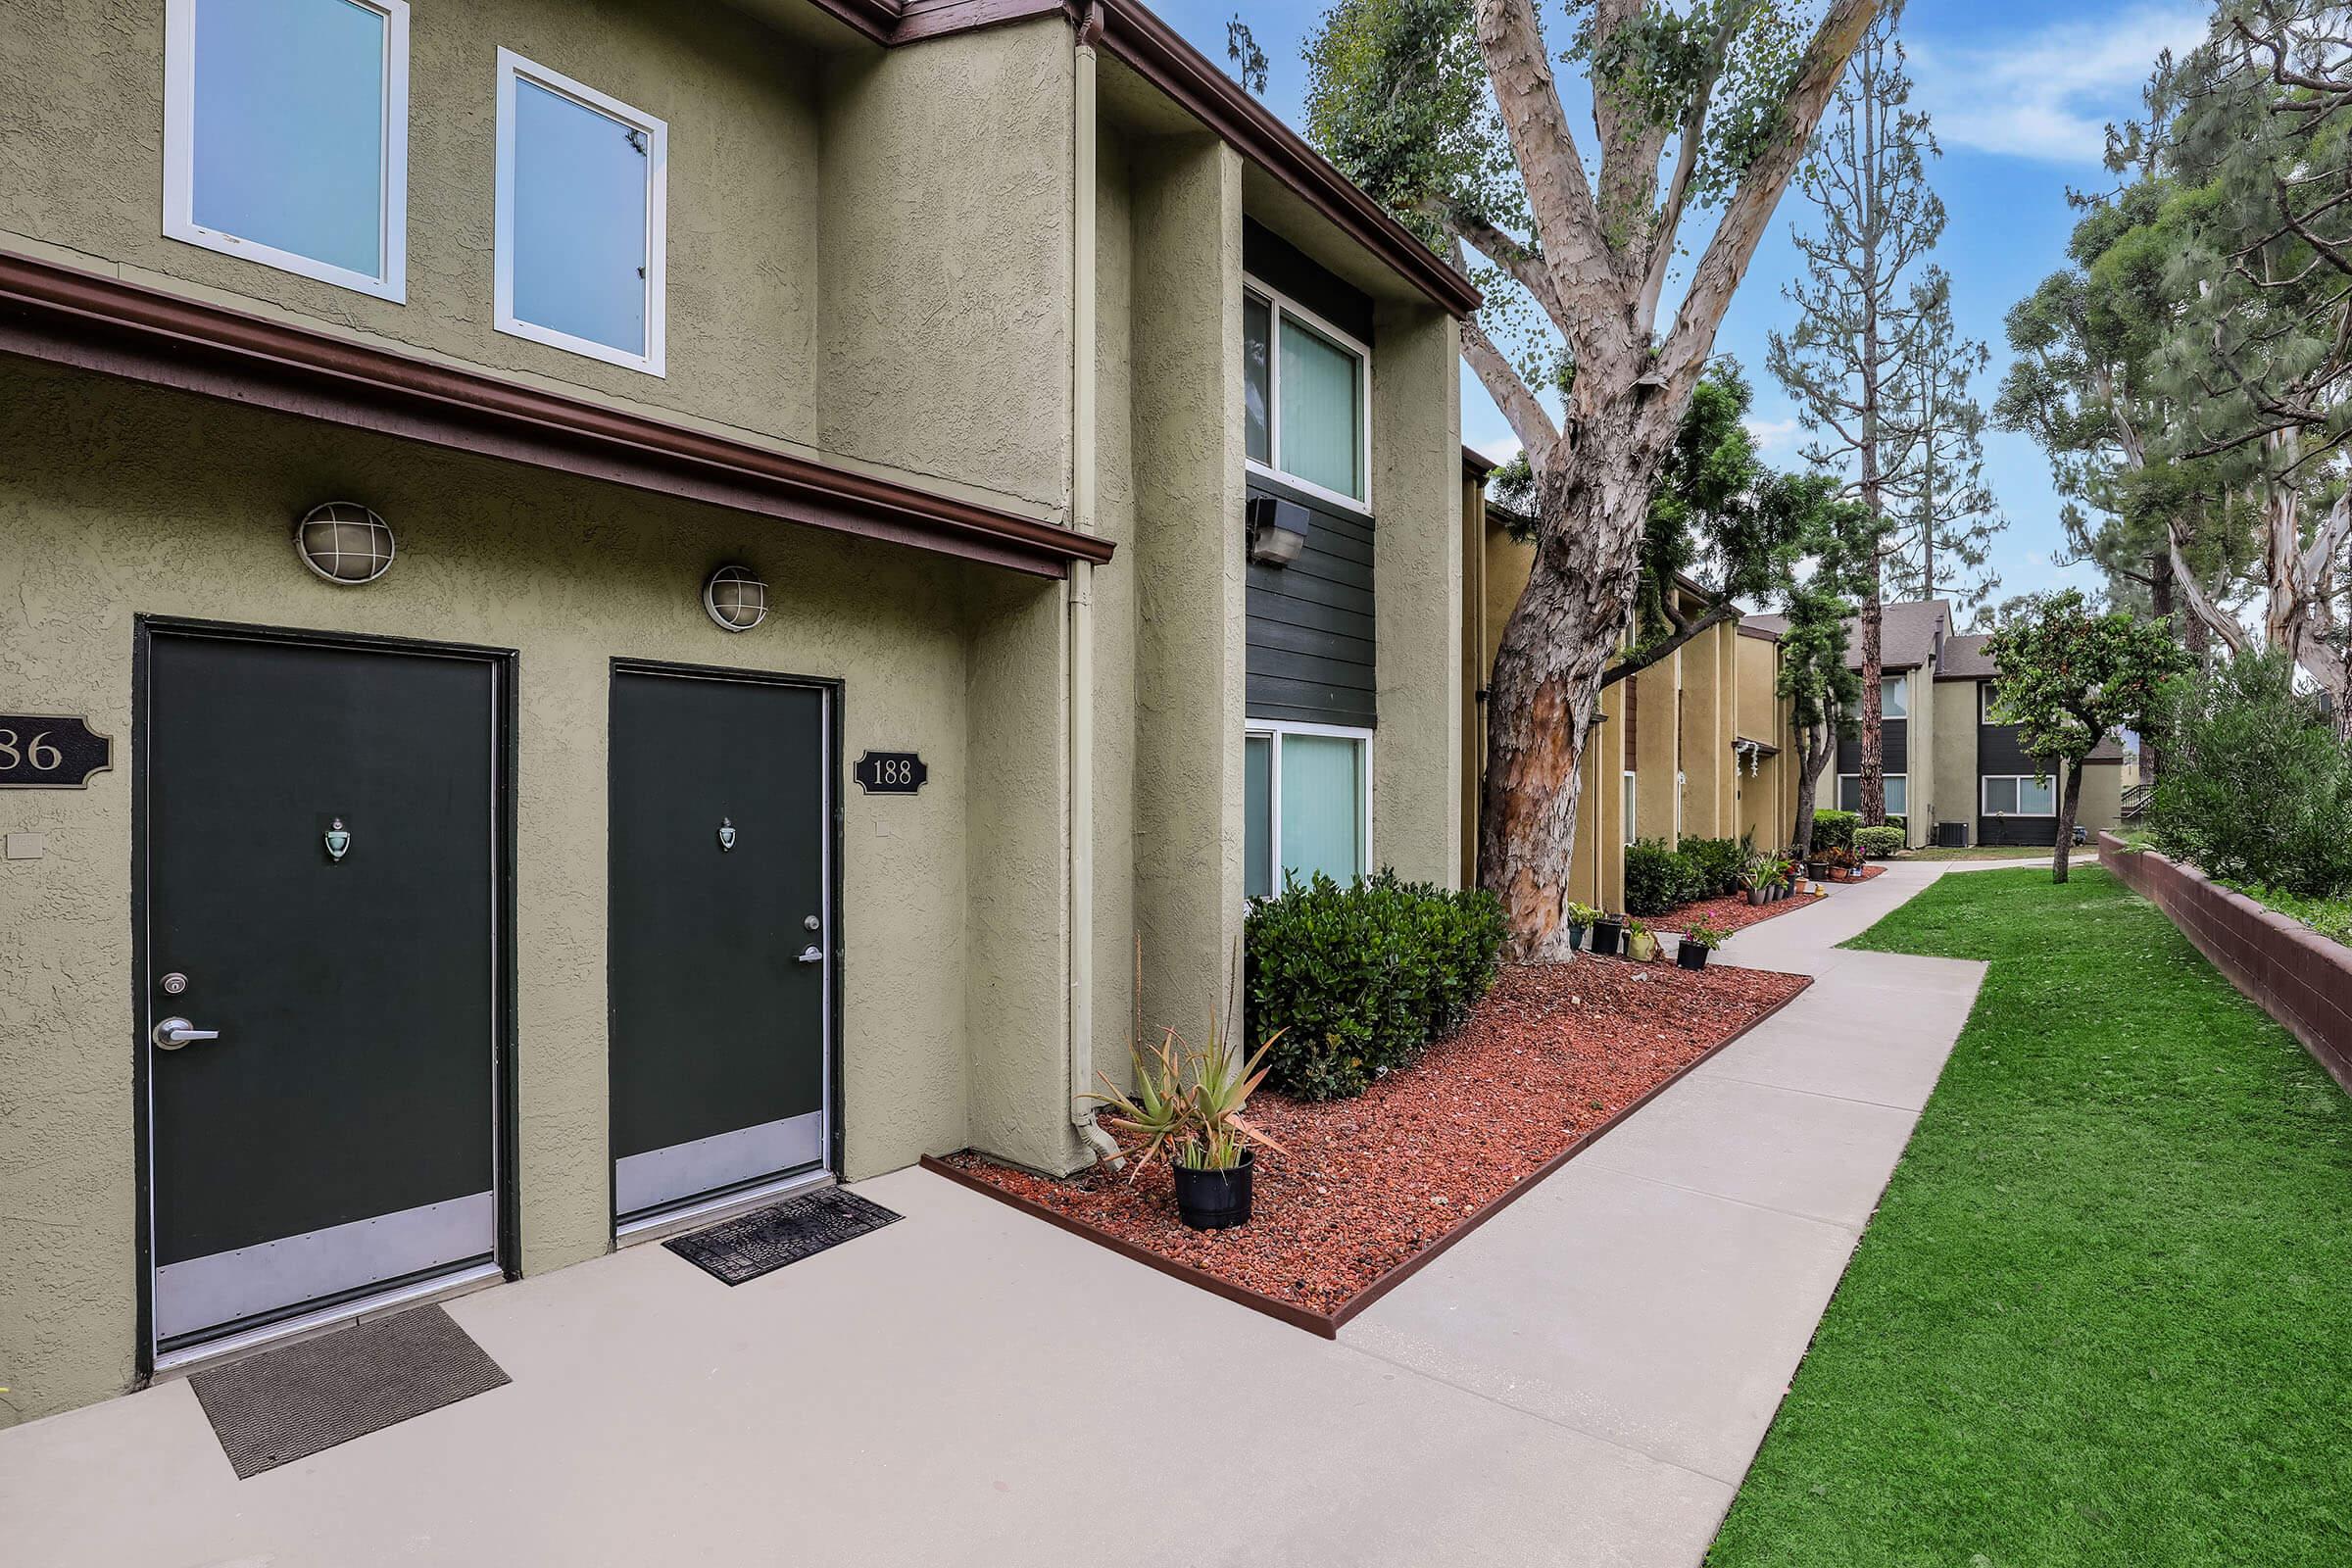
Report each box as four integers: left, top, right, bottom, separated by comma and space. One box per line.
1898, 843, 2087, 861
1708, 867, 2352, 1567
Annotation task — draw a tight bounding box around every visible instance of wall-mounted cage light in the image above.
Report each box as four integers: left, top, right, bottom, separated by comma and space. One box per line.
704, 564, 768, 632
293, 502, 396, 585
1247, 495, 1310, 568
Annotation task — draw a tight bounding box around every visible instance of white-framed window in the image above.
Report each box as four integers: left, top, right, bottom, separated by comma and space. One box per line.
1622, 769, 1638, 846
164, 0, 411, 301
1243, 279, 1370, 511
1980, 681, 2004, 724
1981, 774, 2057, 816
1838, 773, 1909, 816
1245, 719, 1372, 900
495, 49, 667, 375
1848, 672, 1909, 720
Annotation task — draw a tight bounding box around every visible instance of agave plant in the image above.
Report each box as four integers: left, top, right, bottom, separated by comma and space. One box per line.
1088, 1016, 1288, 1175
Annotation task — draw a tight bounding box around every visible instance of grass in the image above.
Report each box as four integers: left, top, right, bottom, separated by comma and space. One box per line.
1897, 842, 2088, 861
1707, 867, 2352, 1567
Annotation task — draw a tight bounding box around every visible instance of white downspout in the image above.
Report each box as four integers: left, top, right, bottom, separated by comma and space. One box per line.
1069, 8, 1120, 1167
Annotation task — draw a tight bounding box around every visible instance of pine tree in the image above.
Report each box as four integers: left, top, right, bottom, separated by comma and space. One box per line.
1882, 272, 2002, 612
1766, 0, 1937, 828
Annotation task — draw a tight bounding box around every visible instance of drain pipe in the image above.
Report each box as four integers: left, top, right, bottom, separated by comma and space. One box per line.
1068, 5, 1121, 1170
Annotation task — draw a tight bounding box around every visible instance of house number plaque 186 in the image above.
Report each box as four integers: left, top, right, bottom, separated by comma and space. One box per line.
0, 715, 112, 789
854, 752, 927, 795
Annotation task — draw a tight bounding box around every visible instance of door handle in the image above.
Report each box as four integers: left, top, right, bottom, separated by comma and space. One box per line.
796, 945, 823, 964
153, 1016, 220, 1051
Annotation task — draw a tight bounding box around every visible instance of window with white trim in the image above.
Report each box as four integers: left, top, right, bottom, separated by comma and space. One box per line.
164, 0, 410, 301
1980, 681, 2004, 723
495, 50, 667, 374
1243, 281, 1369, 508
1838, 773, 1908, 816
1981, 774, 2057, 816
1245, 721, 1371, 899
1622, 770, 1638, 846
1847, 673, 1909, 720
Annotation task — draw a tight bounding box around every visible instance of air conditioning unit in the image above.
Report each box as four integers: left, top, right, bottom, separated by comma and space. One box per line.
1936, 819, 1970, 850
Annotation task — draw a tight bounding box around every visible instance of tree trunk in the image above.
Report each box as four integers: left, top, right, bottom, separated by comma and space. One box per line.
1480, 434, 1654, 959
1790, 722, 1830, 856
1859, 567, 1885, 825
2144, 550, 2174, 781
2052, 756, 2085, 884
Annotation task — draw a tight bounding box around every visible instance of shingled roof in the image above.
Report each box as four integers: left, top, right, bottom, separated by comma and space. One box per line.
1936, 631, 1997, 680
1739, 599, 1954, 672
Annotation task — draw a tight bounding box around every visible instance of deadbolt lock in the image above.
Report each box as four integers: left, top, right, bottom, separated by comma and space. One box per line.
804, 914, 821, 931
160, 972, 188, 996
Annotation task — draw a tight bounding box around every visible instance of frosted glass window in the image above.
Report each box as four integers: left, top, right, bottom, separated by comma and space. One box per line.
1882, 674, 1910, 718
496, 52, 666, 373
1245, 734, 1273, 899
1278, 317, 1364, 501
167, 0, 407, 298
1279, 733, 1364, 885
1244, 295, 1272, 466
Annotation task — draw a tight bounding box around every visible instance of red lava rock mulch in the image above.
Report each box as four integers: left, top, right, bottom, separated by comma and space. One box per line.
1653, 863, 1886, 935
937, 956, 1810, 1321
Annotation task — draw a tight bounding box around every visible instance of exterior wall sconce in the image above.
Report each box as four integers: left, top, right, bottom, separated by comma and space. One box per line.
1247, 495, 1310, 568
293, 501, 396, 585
703, 564, 768, 632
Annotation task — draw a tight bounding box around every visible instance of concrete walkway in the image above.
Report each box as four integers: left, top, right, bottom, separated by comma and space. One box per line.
0, 865, 1985, 1567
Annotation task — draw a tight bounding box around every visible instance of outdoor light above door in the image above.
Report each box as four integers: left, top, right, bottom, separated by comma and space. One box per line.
1247, 496, 1310, 567
704, 564, 768, 632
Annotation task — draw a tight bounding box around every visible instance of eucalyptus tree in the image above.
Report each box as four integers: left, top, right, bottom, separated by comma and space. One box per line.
1880, 273, 2003, 612
1302, 0, 1882, 956
1764, 0, 1939, 827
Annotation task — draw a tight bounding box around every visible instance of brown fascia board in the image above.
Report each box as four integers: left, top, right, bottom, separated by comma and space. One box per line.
1737, 623, 1781, 642
808, 0, 1483, 318
0, 251, 1112, 579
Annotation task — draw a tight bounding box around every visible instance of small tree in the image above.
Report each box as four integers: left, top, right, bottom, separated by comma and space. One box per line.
1778, 488, 1876, 853
1984, 589, 2190, 882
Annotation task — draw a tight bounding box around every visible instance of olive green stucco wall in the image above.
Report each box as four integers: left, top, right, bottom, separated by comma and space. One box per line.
1934, 677, 1979, 842
0, 363, 1003, 1422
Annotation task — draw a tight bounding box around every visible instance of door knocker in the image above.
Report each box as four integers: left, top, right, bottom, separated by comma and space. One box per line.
717, 817, 737, 852
323, 817, 352, 861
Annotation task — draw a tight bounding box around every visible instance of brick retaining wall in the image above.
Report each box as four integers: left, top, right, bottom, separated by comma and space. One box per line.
2099, 831, 2352, 1093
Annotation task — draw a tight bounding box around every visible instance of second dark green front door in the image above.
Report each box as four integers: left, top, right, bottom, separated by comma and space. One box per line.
609, 665, 830, 1225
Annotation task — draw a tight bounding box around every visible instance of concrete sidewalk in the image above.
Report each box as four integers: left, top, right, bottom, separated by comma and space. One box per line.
0, 867, 1983, 1567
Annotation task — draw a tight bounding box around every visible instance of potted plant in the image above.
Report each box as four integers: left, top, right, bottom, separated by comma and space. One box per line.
1677, 918, 1727, 970
1624, 916, 1659, 961
1566, 901, 1598, 954
1088, 1012, 1287, 1231
1741, 849, 1772, 906
1590, 909, 1626, 956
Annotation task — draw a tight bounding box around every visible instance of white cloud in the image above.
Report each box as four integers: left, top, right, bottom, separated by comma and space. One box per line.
1907, 4, 2210, 166
1743, 416, 1801, 463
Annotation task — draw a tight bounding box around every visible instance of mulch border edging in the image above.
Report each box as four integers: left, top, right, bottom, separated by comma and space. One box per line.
919, 969, 1815, 1338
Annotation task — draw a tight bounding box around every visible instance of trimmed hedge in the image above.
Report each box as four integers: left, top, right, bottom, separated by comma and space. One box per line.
1679, 835, 1749, 899
1856, 824, 1905, 858
1243, 870, 1507, 1101
1812, 808, 1859, 850
1625, 838, 1701, 916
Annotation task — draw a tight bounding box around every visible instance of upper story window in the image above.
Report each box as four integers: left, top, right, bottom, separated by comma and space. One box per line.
1980, 681, 2003, 723
1244, 282, 1369, 510
164, 0, 411, 301
495, 50, 667, 375
1848, 672, 1909, 720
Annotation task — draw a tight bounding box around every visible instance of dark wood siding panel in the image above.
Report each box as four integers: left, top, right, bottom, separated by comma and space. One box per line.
1979, 722, 2045, 774
1242, 219, 1375, 341
1978, 814, 2060, 847
1247, 471, 1375, 726
1836, 717, 1908, 776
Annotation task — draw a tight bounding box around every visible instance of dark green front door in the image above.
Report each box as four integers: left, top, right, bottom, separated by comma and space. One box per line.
609, 665, 829, 1224
145, 627, 502, 1351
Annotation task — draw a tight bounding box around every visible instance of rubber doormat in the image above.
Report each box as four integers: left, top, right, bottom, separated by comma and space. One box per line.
188, 1303, 510, 1479
663, 1187, 902, 1285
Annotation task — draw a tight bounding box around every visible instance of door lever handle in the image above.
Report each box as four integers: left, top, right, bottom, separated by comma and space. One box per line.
153, 1016, 220, 1051
796, 945, 824, 964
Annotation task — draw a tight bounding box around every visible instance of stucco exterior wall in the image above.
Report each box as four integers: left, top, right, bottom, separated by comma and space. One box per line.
1127, 136, 1246, 1052
0, 0, 823, 455
2076, 761, 2126, 836
1089, 122, 1141, 1090
1906, 666, 1936, 848
1633, 654, 1681, 845
1934, 677, 1979, 844
1368, 301, 1462, 887
0, 362, 983, 1423
1681, 623, 1726, 840
818, 19, 1075, 511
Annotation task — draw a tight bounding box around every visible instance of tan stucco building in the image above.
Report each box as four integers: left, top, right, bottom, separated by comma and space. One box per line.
0, 0, 1473, 1420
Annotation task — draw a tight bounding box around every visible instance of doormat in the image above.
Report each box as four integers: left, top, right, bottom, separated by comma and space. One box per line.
663, 1187, 902, 1286
188, 1304, 510, 1479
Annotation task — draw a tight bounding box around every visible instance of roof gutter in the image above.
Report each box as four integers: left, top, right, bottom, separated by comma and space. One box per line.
0, 251, 1111, 578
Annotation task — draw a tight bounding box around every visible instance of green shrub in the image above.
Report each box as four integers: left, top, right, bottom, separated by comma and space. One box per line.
2153, 652, 2352, 898
1243, 870, 1506, 1101
1855, 825, 1906, 858
1678, 835, 1749, 899
1625, 838, 1704, 915
1812, 808, 1859, 850
1885, 813, 1907, 837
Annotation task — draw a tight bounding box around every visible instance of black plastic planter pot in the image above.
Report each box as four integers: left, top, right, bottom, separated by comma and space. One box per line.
1591, 920, 1624, 956
1172, 1150, 1254, 1230
1677, 943, 1710, 971
1567, 923, 1589, 953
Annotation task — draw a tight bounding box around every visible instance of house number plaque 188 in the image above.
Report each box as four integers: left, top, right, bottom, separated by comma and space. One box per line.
854, 751, 927, 795
0, 715, 112, 789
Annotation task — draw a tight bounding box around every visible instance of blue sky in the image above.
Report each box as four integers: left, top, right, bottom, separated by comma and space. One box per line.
1151, 0, 2214, 622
